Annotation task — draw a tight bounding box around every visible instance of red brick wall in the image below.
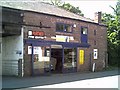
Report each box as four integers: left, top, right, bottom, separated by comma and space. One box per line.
23, 11, 107, 76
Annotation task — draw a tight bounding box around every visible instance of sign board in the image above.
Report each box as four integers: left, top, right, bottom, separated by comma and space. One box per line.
28, 46, 42, 55
28, 31, 45, 39
56, 35, 69, 42
79, 50, 84, 64
93, 49, 98, 59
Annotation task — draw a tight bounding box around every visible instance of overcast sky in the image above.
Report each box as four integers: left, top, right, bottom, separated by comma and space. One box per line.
1, 0, 117, 19
64, 0, 117, 19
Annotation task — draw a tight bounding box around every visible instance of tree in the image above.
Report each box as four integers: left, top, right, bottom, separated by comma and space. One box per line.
50, 0, 63, 6
50, 0, 84, 16
60, 3, 84, 16
102, 0, 120, 66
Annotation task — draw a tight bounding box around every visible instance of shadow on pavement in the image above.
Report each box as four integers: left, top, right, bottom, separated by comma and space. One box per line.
2, 70, 119, 89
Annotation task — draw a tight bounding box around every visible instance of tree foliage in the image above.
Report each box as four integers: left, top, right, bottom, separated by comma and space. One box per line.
50, 0, 62, 6
50, 0, 84, 16
60, 3, 84, 16
102, 0, 120, 66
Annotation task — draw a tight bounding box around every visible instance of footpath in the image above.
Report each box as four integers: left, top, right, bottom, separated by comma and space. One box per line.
2, 69, 119, 89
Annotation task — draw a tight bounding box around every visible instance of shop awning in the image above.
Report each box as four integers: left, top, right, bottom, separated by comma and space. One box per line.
24, 39, 90, 48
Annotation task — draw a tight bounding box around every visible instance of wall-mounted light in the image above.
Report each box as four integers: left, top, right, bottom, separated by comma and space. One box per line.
73, 24, 76, 28
20, 13, 24, 17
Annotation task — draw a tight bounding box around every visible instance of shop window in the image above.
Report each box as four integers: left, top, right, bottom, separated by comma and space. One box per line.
64, 48, 77, 68
56, 23, 72, 33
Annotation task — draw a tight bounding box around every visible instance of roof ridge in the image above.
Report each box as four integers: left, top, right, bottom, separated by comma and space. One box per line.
1, 1, 96, 23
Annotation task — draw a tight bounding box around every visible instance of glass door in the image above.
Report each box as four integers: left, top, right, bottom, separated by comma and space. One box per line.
63, 48, 77, 73
32, 46, 51, 75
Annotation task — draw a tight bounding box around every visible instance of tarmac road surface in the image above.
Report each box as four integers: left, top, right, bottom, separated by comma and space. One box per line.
2, 69, 119, 89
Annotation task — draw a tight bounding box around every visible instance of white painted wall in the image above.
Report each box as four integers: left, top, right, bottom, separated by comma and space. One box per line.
0, 38, 2, 76
2, 28, 23, 76
2, 36, 23, 60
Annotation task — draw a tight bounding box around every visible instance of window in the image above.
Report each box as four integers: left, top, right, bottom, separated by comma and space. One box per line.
94, 30, 96, 35
94, 40, 96, 45
56, 24, 64, 32
56, 23, 72, 33
64, 48, 77, 68
81, 27, 87, 34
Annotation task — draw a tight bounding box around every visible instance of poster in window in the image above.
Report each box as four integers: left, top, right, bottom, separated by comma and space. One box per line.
28, 46, 42, 55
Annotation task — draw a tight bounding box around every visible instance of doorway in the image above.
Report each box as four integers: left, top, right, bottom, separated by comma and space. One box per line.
51, 49, 63, 73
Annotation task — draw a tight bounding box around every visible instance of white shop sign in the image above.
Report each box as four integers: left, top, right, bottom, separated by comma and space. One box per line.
93, 49, 98, 59
28, 46, 42, 54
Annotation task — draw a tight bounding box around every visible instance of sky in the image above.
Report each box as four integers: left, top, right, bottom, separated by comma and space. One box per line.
64, 0, 117, 19
1, 0, 117, 19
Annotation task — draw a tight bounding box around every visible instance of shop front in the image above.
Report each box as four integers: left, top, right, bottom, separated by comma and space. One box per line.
24, 39, 86, 76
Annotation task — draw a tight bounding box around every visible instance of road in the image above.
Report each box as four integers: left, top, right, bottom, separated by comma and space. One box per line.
2, 70, 119, 89
31, 75, 119, 88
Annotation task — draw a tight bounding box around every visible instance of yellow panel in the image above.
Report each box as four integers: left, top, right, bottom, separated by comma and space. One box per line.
56, 37, 66, 42
79, 50, 84, 65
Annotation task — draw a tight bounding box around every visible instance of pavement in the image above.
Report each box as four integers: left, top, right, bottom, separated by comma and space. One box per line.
1, 69, 119, 89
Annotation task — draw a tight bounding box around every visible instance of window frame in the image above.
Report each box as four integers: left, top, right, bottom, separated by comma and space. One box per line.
56, 22, 73, 33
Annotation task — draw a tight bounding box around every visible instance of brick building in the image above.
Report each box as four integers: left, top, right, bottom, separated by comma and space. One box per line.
1, 2, 107, 76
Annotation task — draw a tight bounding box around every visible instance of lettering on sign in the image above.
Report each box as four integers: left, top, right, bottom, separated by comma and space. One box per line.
28, 30, 45, 39
32, 31, 45, 36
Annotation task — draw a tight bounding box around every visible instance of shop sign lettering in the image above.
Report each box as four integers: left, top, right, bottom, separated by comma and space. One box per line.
32, 31, 45, 36
28, 31, 46, 39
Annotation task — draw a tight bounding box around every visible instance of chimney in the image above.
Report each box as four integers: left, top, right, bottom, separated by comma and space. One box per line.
94, 12, 102, 23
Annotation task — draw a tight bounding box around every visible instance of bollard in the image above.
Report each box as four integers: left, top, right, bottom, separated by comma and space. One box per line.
92, 63, 96, 72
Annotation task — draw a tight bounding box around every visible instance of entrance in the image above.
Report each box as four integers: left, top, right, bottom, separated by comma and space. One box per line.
51, 45, 63, 73
51, 49, 63, 73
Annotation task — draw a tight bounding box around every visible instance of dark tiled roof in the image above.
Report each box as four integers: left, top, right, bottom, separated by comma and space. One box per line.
1, 1, 97, 23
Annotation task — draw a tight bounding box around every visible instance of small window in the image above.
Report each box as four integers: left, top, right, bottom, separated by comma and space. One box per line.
81, 27, 87, 34
56, 23, 72, 33
94, 40, 96, 45
65, 24, 72, 32
94, 30, 96, 35
56, 24, 64, 32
